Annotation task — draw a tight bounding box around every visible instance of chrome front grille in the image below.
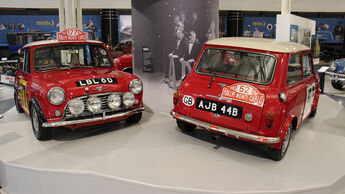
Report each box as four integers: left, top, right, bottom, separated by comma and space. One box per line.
65, 92, 125, 119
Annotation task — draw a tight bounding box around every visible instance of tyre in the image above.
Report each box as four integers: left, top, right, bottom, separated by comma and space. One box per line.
269, 124, 292, 161
331, 80, 344, 90
14, 91, 24, 113
177, 120, 196, 132
126, 112, 142, 124
308, 108, 317, 118
30, 103, 52, 140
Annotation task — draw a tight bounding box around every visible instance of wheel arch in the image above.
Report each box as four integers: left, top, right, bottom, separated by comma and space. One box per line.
291, 116, 298, 131
29, 98, 47, 121
123, 67, 133, 74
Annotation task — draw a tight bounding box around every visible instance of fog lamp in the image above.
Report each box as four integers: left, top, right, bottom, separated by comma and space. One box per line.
69, 98, 85, 115
123, 92, 135, 107
108, 94, 121, 110
87, 96, 102, 113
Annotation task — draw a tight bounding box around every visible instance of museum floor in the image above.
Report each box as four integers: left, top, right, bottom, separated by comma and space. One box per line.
0, 76, 344, 194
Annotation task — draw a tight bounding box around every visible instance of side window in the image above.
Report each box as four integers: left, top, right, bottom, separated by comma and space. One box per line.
18, 50, 24, 71
287, 53, 302, 86
23, 49, 31, 74
302, 53, 313, 78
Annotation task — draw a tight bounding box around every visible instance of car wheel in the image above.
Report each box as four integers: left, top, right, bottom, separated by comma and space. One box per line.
269, 124, 292, 161
126, 112, 142, 124
30, 103, 52, 141
331, 80, 344, 90
308, 108, 317, 118
177, 120, 196, 132
14, 91, 24, 113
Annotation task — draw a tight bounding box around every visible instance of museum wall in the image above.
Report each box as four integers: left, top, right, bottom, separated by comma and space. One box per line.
132, 0, 219, 112
2, 0, 345, 12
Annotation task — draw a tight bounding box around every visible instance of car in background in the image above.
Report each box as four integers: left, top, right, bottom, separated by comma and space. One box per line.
14, 29, 144, 140
328, 58, 345, 90
171, 37, 321, 161
108, 42, 133, 74
114, 54, 133, 74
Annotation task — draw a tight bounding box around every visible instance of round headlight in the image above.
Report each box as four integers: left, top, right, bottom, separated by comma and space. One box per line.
123, 92, 135, 107
86, 96, 102, 113
108, 94, 121, 110
129, 79, 143, 95
47, 87, 65, 105
68, 98, 85, 115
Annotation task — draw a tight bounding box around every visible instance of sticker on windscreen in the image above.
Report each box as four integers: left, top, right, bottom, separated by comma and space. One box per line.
221, 83, 265, 107
100, 49, 107, 55
182, 95, 195, 106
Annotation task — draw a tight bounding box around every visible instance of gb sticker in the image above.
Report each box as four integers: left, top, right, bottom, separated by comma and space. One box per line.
182, 95, 195, 106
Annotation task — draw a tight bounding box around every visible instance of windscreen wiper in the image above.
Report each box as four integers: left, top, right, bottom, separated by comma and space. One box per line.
208, 72, 216, 88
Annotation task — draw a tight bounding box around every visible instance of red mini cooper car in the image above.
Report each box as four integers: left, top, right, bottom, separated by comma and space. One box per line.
14, 38, 144, 141
172, 37, 321, 161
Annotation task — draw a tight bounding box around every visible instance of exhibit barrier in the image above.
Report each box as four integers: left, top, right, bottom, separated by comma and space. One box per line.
0, 60, 17, 85
166, 54, 195, 90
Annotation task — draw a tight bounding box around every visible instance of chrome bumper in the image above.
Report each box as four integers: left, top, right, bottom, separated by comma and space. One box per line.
171, 111, 280, 144
328, 72, 345, 84
42, 107, 145, 128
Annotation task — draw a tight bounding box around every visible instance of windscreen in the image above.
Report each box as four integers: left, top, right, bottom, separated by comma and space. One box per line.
196, 48, 277, 84
33, 44, 112, 72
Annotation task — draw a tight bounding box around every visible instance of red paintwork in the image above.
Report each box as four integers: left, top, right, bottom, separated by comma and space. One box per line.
114, 54, 133, 72
15, 41, 143, 130
173, 43, 321, 150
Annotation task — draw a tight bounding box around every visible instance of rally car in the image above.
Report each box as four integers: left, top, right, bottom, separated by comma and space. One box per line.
14, 28, 144, 140
171, 37, 321, 161
328, 58, 345, 90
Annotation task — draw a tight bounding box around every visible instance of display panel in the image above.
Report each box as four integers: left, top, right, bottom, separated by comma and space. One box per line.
243, 16, 345, 44
0, 15, 101, 47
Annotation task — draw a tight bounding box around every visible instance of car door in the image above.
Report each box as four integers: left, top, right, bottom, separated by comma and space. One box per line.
285, 53, 305, 125
301, 52, 317, 120
17, 48, 31, 113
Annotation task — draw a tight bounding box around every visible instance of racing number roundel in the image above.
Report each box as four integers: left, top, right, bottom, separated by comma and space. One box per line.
182, 95, 194, 106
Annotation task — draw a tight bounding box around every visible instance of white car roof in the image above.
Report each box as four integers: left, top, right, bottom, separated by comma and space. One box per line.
206, 37, 310, 53
23, 40, 103, 48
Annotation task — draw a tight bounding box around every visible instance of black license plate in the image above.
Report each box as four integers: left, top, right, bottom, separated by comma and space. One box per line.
76, 78, 117, 87
196, 98, 242, 119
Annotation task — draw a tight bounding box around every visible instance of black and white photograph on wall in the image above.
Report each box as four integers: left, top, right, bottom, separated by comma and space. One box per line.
302, 28, 311, 47
119, 15, 132, 43
333, 21, 344, 40
163, 0, 219, 90
83, 18, 98, 40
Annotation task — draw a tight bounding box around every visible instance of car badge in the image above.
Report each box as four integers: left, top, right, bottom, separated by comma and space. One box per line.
214, 114, 220, 118
92, 86, 108, 92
